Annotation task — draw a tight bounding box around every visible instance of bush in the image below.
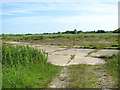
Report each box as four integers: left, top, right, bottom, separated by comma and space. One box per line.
96, 30, 106, 33
113, 28, 120, 33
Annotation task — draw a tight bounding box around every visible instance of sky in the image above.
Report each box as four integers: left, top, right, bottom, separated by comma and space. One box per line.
1, 0, 119, 34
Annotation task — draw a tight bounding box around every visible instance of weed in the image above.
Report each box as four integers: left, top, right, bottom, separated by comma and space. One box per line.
103, 52, 119, 78
57, 43, 64, 46
63, 54, 68, 56
66, 46, 72, 50
67, 54, 75, 64
85, 49, 99, 57
59, 77, 67, 81
54, 49, 65, 52
2, 43, 62, 88
112, 44, 119, 47
70, 54, 75, 60
93, 53, 116, 59
88, 49, 99, 55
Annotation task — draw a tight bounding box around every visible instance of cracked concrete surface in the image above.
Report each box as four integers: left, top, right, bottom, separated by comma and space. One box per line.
6, 41, 119, 88
89, 49, 118, 57
6, 41, 118, 66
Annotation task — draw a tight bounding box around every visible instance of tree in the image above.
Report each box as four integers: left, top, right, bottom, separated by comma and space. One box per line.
96, 30, 106, 33
86, 31, 96, 33
77, 30, 83, 33
74, 29, 77, 34
66, 30, 69, 34
2, 33, 4, 35
58, 31, 61, 34
113, 28, 120, 33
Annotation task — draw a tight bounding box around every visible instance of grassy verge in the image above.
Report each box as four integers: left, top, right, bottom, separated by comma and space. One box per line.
2, 43, 62, 88
66, 64, 97, 88
2, 62, 61, 88
103, 52, 119, 79
92, 52, 119, 79
102, 52, 119, 87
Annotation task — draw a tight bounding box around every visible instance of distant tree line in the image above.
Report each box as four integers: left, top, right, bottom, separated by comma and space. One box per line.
2, 28, 120, 35
113, 28, 120, 33
43, 28, 120, 35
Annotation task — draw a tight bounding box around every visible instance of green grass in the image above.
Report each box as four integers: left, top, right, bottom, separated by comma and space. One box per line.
85, 49, 99, 57
66, 52, 119, 88
92, 52, 119, 79
2, 33, 119, 49
102, 52, 119, 87
2, 43, 62, 88
59, 77, 67, 81
88, 49, 99, 55
67, 54, 75, 64
66, 64, 97, 88
57, 43, 64, 46
103, 53, 119, 78
112, 44, 120, 47
66, 46, 72, 50
93, 53, 116, 59
2, 62, 61, 88
70, 54, 75, 60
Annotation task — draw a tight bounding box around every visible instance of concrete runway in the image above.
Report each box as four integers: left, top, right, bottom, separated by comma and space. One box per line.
6, 41, 119, 66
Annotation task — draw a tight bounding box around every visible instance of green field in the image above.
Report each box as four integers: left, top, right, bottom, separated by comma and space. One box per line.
2, 33, 119, 49
1, 33, 119, 88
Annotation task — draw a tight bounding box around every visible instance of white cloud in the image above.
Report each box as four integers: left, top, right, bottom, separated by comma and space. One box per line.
3, 14, 117, 25
55, 15, 117, 23
3, 15, 117, 32
2, 0, 118, 33
2, 1, 118, 16
3, 16, 55, 25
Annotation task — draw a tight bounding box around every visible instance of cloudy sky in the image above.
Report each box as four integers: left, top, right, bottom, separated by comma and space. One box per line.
1, 0, 119, 34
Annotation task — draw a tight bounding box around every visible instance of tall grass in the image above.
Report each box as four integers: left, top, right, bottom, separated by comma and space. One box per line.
103, 52, 119, 87
2, 43, 47, 67
2, 43, 61, 88
103, 52, 119, 78
67, 64, 96, 88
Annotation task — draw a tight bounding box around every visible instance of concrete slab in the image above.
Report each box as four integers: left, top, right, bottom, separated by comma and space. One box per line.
90, 49, 119, 57
6, 41, 119, 66
48, 55, 70, 66
67, 56, 106, 66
